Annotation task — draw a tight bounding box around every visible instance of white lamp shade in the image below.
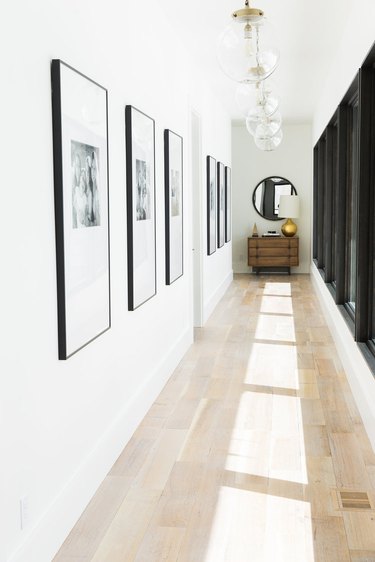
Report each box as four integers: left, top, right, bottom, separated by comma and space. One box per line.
278, 195, 299, 218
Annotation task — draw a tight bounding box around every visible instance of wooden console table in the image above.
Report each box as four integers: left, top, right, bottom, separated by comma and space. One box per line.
248, 237, 299, 274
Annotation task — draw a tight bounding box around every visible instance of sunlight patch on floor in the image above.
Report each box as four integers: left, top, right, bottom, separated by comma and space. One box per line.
255, 314, 296, 342
225, 391, 273, 478
260, 295, 294, 315
204, 487, 314, 562
245, 342, 299, 389
225, 390, 308, 484
263, 282, 292, 297
270, 394, 308, 484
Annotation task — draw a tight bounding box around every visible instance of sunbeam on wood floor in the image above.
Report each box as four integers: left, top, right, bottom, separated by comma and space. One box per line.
54, 275, 375, 562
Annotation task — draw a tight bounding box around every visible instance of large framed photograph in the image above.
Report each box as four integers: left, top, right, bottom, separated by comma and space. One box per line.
217, 161, 225, 248
207, 156, 216, 256
164, 129, 183, 285
51, 60, 110, 360
225, 166, 232, 243
125, 105, 156, 310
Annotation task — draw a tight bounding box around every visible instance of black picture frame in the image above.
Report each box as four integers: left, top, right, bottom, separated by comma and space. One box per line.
217, 162, 225, 248
164, 129, 183, 285
225, 166, 232, 243
207, 156, 217, 255
51, 59, 111, 360
125, 105, 156, 310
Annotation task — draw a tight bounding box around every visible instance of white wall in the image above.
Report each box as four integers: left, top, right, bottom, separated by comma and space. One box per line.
313, 1, 375, 143
311, 2, 375, 450
232, 122, 312, 274
0, 2, 232, 561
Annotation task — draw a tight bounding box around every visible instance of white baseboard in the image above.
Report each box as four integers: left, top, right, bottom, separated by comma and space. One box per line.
311, 264, 375, 451
203, 270, 233, 323
9, 328, 193, 562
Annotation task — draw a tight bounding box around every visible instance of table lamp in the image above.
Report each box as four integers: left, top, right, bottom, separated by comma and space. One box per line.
278, 195, 300, 237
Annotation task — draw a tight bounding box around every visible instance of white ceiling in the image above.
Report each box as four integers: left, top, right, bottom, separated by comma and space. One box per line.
157, 0, 351, 121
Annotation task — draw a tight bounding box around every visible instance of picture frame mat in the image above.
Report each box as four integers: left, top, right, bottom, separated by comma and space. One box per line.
207, 155, 217, 256
126, 105, 156, 310
217, 161, 225, 248
62, 117, 110, 355
225, 166, 232, 243
165, 129, 183, 284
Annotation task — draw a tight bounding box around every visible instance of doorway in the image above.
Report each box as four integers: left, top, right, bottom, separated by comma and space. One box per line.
190, 109, 203, 327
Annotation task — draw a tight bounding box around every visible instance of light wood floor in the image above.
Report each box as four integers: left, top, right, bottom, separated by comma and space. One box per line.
54, 274, 375, 562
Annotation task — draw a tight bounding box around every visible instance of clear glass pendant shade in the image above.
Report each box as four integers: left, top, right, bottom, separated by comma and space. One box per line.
236, 82, 279, 117
246, 110, 282, 138
248, 93, 279, 118
245, 113, 260, 136
235, 84, 258, 116
254, 128, 283, 151
217, 17, 279, 83
255, 111, 282, 138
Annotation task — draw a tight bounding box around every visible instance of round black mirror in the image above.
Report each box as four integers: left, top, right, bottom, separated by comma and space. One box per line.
252, 176, 297, 221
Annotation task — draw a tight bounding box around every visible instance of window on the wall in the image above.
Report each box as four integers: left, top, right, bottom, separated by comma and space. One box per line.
345, 96, 359, 317
330, 120, 338, 287
317, 135, 326, 272
322, 117, 338, 286
312, 42, 375, 372
313, 146, 318, 263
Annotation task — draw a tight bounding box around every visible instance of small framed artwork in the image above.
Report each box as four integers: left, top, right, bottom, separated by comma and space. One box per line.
164, 129, 183, 285
51, 59, 111, 360
217, 161, 225, 248
207, 156, 217, 255
125, 105, 156, 310
225, 166, 232, 243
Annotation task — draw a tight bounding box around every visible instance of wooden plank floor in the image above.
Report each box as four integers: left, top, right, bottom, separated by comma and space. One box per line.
54, 274, 375, 562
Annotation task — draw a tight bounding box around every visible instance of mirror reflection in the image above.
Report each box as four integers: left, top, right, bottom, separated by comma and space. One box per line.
252, 177, 297, 221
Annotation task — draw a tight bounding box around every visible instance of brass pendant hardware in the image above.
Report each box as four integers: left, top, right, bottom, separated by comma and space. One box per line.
232, 0, 264, 22
232, 7, 264, 21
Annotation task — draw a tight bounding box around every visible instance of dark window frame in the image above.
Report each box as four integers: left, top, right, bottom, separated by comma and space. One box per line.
344, 89, 359, 322
312, 41, 375, 372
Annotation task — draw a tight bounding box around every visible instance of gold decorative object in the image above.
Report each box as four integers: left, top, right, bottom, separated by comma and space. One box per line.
232, 0, 264, 21
281, 218, 297, 237
278, 195, 300, 238
252, 223, 259, 237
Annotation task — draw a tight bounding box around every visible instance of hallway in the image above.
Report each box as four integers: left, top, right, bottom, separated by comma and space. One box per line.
55, 274, 375, 561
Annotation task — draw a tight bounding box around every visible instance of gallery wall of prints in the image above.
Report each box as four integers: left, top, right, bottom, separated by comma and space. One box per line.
1, 0, 232, 560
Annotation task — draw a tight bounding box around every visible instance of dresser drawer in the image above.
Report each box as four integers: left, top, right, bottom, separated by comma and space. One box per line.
249, 247, 297, 257
249, 238, 291, 248
247, 237, 299, 270
248, 256, 293, 267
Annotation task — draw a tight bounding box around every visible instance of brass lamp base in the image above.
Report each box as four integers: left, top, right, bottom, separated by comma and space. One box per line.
281, 218, 297, 237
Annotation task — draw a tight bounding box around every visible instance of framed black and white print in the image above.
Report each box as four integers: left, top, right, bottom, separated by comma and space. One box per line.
164, 130, 183, 285
225, 166, 232, 243
51, 60, 111, 360
125, 105, 156, 310
217, 161, 225, 248
207, 156, 216, 256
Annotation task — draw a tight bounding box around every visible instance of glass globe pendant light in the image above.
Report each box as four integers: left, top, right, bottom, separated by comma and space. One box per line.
246, 110, 282, 137
254, 111, 282, 138
254, 128, 283, 151
236, 82, 279, 118
217, 0, 279, 83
